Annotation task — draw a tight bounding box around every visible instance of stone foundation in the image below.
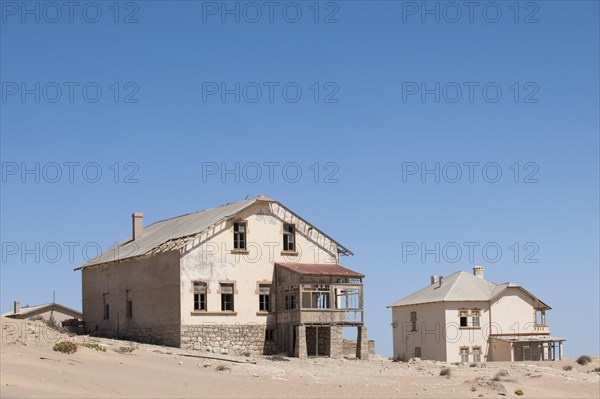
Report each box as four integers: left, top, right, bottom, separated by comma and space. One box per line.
89, 325, 181, 348
342, 339, 375, 357
180, 323, 276, 355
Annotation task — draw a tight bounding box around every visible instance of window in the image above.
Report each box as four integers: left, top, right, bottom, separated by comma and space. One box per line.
233, 222, 246, 250
472, 347, 481, 363
259, 284, 271, 312
102, 293, 109, 320
536, 309, 546, 325
414, 347, 422, 358
220, 283, 234, 311
265, 328, 274, 342
471, 310, 480, 327
410, 311, 418, 332
283, 223, 295, 252
285, 294, 297, 310
126, 291, 133, 318
459, 311, 468, 327
194, 282, 207, 311
460, 347, 469, 363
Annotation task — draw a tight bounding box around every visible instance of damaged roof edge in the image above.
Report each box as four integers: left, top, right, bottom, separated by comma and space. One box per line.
74, 195, 353, 271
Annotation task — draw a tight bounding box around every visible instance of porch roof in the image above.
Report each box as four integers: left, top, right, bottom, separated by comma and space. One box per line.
275, 262, 364, 278
491, 335, 565, 343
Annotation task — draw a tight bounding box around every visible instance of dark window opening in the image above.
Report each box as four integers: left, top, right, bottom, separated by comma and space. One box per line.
103, 294, 109, 320
265, 329, 274, 342
459, 311, 468, 327
259, 284, 271, 312
283, 223, 295, 251
233, 222, 246, 250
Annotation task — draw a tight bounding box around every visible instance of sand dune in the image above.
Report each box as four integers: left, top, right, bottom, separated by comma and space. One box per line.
1, 316, 598, 398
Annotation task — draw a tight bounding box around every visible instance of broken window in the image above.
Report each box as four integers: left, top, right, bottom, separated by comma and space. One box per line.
220, 283, 234, 311
285, 294, 297, 310
233, 222, 246, 250
535, 309, 546, 325
471, 310, 480, 327
410, 311, 418, 332
472, 347, 481, 363
460, 347, 469, 363
259, 284, 271, 312
103, 293, 109, 320
265, 328, 274, 342
194, 282, 207, 311
459, 311, 468, 327
283, 223, 295, 252
336, 288, 360, 310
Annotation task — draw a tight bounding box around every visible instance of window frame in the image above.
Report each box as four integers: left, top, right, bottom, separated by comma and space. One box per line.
220, 282, 235, 312
193, 281, 208, 312
282, 223, 296, 252
233, 221, 247, 250
258, 283, 271, 312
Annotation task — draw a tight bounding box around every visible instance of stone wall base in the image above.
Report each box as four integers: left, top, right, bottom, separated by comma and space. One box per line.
181, 324, 276, 356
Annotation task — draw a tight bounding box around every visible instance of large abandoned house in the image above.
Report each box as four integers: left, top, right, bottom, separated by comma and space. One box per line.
76, 195, 368, 359
389, 266, 565, 363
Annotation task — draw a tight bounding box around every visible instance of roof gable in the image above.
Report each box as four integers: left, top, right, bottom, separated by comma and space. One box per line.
76, 195, 352, 270
389, 270, 551, 309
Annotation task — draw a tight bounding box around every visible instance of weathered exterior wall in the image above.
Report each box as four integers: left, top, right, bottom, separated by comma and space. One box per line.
81, 250, 181, 346
489, 288, 539, 335
489, 337, 512, 361
443, 302, 490, 363
179, 202, 339, 326
342, 339, 375, 357
391, 302, 447, 361
180, 323, 276, 355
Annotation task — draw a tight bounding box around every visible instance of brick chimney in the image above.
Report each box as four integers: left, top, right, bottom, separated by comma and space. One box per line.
473, 265, 484, 279
13, 301, 20, 314
132, 213, 144, 240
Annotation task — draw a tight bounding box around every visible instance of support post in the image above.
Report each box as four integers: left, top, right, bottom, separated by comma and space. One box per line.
356, 325, 369, 360
329, 325, 342, 359
559, 341, 563, 360
294, 325, 307, 359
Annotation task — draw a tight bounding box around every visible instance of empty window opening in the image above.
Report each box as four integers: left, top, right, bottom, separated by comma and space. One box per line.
283, 223, 296, 252
459, 311, 468, 327
126, 290, 133, 318
103, 293, 109, 320
265, 328, 274, 342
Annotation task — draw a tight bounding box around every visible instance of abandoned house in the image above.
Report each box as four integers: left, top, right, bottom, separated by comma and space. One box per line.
389, 266, 565, 363
3, 300, 82, 324
75, 195, 369, 358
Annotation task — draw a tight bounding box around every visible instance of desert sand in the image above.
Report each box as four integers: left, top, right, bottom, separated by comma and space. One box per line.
1, 316, 598, 398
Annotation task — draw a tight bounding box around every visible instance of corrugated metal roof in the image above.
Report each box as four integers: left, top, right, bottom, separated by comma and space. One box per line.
2, 303, 82, 318
492, 335, 565, 342
389, 271, 498, 307
276, 262, 364, 277
76, 198, 258, 269
75, 195, 353, 270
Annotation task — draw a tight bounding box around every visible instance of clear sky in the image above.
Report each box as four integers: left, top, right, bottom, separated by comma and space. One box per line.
1, 1, 598, 357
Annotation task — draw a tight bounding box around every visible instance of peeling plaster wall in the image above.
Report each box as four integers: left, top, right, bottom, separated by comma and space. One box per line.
180, 202, 340, 325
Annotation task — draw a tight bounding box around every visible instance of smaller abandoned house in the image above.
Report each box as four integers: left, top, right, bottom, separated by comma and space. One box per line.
389, 266, 565, 363
2, 301, 82, 324
76, 195, 368, 359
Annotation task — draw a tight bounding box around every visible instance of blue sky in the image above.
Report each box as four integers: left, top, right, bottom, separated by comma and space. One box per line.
1, 1, 598, 357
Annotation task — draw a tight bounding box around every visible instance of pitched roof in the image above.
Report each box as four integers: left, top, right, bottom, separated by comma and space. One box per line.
76, 195, 352, 270
276, 262, 364, 278
2, 303, 82, 319
388, 271, 550, 308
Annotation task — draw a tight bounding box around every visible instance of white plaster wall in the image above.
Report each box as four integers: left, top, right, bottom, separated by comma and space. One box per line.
443, 302, 490, 363
391, 302, 447, 361
489, 288, 538, 335
180, 203, 341, 325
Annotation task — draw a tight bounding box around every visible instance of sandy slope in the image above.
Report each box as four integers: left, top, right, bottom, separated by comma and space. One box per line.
1, 316, 599, 398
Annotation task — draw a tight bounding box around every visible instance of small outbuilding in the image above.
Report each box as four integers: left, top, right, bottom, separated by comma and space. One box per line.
3, 301, 82, 325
